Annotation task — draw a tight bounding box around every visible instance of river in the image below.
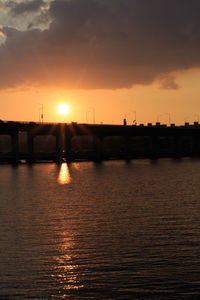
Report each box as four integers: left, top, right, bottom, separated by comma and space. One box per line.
0, 159, 200, 299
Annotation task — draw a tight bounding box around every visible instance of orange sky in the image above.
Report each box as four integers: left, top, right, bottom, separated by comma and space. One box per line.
1, 1, 200, 126
1, 68, 200, 126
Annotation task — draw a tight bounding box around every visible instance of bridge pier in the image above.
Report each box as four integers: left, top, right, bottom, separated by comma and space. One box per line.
27, 133, 35, 163
173, 136, 182, 158
125, 136, 132, 161
192, 136, 200, 157
11, 131, 19, 164
55, 129, 63, 162
65, 125, 72, 161
93, 136, 104, 162
151, 136, 159, 159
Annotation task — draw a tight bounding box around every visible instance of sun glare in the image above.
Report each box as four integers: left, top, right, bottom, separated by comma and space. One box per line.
58, 103, 70, 115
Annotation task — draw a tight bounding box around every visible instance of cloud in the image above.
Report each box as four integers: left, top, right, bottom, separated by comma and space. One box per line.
11, 1, 44, 15
1, 0, 200, 90
5, 0, 45, 15
0, 1, 50, 33
158, 75, 180, 90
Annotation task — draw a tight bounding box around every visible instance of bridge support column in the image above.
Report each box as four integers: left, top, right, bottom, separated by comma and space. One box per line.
192, 136, 200, 157
125, 136, 132, 161
173, 136, 182, 158
27, 133, 34, 163
55, 130, 63, 162
151, 136, 159, 159
93, 136, 104, 162
65, 125, 72, 161
11, 131, 19, 164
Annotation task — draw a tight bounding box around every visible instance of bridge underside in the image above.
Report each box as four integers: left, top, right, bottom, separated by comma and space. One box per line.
1, 122, 200, 163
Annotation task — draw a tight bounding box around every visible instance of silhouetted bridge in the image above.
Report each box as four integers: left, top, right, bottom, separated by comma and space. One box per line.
0, 121, 200, 163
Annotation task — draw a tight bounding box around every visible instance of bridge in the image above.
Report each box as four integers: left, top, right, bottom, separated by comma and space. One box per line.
0, 120, 200, 163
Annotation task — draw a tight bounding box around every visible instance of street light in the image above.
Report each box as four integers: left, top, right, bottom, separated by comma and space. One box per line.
86, 108, 96, 124
86, 110, 90, 123
157, 113, 171, 125
123, 111, 137, 125
131, 110, 137, 124
90, 107, 95, 124
38, 103, 44, 123
194, 114, 199, 123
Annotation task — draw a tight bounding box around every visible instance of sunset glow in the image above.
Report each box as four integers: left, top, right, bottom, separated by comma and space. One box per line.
1, 1, 200, 125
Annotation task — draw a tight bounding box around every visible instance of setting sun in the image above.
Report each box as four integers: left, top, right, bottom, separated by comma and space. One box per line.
58, 103, 70, 115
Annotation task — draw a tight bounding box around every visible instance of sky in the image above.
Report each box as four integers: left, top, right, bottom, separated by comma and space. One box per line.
1, 0, 200, 125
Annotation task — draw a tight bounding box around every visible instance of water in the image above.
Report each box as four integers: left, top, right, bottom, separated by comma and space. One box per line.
0, 159, 200, 299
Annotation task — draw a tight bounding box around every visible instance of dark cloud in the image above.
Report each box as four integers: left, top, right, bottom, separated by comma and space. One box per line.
7, 0, 45, 15
1, 0, 200, 90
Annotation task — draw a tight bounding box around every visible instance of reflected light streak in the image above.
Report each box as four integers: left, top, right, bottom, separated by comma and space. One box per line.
51, 232, 84, 294
54, 253, 80, 291
58, 163, 71, 184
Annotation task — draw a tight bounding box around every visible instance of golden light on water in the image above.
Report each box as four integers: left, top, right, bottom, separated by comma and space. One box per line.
53, 251, 80, 291
58, 104, 70, 115
51, 232, 83, 292
58, 163, 71, 184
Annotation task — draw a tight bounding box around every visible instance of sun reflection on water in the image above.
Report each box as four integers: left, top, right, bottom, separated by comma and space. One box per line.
58, 163, 71, 184
54, 254, 81, 291
51, 234, 83, 296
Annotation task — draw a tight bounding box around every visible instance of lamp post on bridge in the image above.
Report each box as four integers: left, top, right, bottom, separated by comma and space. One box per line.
123, 111, 137, 125
90, 107, 95, 124
38, 103, 44, 123
86, 108, 96, 124
157, 113, 171, 125
131, 110, 137, 125
194, 114, 199, 123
